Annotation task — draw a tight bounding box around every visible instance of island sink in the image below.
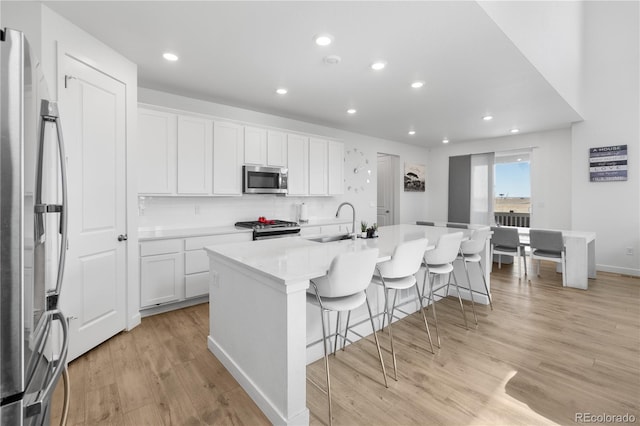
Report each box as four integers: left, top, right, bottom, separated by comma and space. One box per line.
306, 233, 353, 243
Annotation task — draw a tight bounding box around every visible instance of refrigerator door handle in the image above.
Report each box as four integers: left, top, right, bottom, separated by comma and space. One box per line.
24, 310, 69, 419
36, 100, 68, 310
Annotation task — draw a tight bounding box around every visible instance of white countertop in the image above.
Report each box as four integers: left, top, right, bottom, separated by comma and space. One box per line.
205, 224, 469, 284
138, 217, 351, 241
138, 225, 252, 241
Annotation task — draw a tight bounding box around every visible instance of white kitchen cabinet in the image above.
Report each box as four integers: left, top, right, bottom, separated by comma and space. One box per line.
177, 115, 213, 194
140, 231, 252, 312
244, 126, 267, 165
327, 141, 344, 195
140, 252, 184, 307
138, 108, 177, 194
267, 130, 287, 167
213, 121, 244, 195
287, 134, 309, 196
309, 138, 328, 196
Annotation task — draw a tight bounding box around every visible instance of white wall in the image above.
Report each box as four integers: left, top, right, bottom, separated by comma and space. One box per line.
426, 128, 573, 230
571, 1, 639, 276
478, 1, 584, 116
138, 88, 430, 230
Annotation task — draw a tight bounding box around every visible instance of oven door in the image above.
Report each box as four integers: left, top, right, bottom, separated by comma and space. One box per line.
253, 228, 300, 240
243, 165, 288, 194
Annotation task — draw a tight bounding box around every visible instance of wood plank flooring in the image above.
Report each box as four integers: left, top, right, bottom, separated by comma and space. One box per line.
51, 262, 640, 425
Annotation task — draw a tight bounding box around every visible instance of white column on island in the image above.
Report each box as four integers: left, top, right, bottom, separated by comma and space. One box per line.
207, 252, 309, 426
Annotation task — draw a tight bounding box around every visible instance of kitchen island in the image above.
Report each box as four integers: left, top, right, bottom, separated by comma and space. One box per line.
205, 224, 489, 425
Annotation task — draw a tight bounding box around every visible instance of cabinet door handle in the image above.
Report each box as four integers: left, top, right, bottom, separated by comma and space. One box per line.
118, 234, 128, 242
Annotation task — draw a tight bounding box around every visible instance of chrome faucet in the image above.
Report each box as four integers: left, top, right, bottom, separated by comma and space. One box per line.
336, 202, 357, 239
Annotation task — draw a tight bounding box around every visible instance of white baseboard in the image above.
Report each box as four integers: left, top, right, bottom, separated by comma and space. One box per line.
140, 295, 208, 318
207, 336, 309, 426
127, 312, 141, 331
596, 264, 640, 277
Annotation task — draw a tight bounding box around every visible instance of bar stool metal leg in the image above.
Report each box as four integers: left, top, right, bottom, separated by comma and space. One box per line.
477, 260, 493, 310
319, 307, 333, 426
460, 252, 479, 326
365, 295, 389, 388
451, 270, 469, 329
415, 283, 435, 353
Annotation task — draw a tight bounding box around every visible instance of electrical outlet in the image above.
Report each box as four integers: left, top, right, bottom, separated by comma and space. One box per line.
626, 247, 634, 256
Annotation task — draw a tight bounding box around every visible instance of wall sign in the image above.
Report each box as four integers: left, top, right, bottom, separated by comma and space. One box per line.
589, 145, 627, 182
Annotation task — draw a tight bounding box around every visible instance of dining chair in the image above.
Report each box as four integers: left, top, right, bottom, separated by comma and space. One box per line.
456, 226, 493, 326
529, 229, 567, 286
421, 231, 466, 347
490, 226, 527, 278
447, 222, 468, 229
306, 248, 387, 426
371, 238, 434, 380
416, 221, 435, 226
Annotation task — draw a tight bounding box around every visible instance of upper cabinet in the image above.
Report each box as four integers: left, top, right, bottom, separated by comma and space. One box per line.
328, 140, 344, 195
244, 126, 267, 165
138, 108, 177, 195
138, 104, 343, 197
213, 121, 244, 195
308, 138, 328, 196
177, 115, 213, 194
267, 130, 287, 167
287, 134, 309, 196
244, 127, 288, 168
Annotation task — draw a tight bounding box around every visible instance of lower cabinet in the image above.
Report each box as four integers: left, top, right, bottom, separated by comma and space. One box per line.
140, 231, 252, 311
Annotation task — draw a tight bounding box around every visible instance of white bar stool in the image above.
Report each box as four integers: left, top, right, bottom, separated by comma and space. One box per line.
457, 226, 493, 326
371, 238, 434, 380
306, 248, 388, 426
421, 231, 467, 347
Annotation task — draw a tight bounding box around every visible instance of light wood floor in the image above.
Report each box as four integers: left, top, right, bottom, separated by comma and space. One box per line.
51, 262, 640, 425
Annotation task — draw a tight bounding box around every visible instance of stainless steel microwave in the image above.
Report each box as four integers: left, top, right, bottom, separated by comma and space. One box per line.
242, 165, 288, 194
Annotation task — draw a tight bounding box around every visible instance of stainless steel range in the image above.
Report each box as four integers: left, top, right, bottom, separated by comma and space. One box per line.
235, 218, 301, 240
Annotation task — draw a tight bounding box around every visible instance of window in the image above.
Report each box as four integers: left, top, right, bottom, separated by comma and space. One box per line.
494, 152, 531, 227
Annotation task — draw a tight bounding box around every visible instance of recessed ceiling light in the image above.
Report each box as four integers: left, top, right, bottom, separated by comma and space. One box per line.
442, 138, 450, 144
347, 108, 357, 114
482, 115, 494, 121
517, 158, 522, 162
510, 128, 520, 133
163, 52, 178, 61
314, 34, 333, 46
411, 81, 425, 89
371, 61, 387, 71
276, 88, 288, 95
408, 130, 416, 135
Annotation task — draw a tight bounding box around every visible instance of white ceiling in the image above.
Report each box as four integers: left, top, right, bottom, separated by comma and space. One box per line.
43, 1, 582, 147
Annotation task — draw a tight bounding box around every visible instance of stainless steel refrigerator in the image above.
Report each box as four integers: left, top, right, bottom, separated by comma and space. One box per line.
1, 28, 70, 425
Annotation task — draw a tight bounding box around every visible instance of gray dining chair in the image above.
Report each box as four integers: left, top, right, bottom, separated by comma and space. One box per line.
416, 221, 435, 226
529, 229, 566, 286
490, 226, 527, 278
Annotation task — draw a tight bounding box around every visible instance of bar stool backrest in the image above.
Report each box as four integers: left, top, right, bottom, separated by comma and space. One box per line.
490, 226, 520, 249
313, 248, 380, 298
461, 226, 491, 255
529, 229, 564, 255
376, 238, 428, 279
424, 232, 463, 265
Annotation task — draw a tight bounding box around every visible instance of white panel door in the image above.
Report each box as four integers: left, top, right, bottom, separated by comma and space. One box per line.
327, 141, 344, 195
60, 55, 127, 361
377, 154, 395, 226
213, 121, 244, 195
177, 115, 213, 194
137, 109, 176, 194
267, 130, 287, 167
244, 126, 266, 165
309, 138, 328, 195
287, 134, 308, 196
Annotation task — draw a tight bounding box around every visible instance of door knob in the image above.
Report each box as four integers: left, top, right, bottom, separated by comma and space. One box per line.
117, 234, 128, 242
